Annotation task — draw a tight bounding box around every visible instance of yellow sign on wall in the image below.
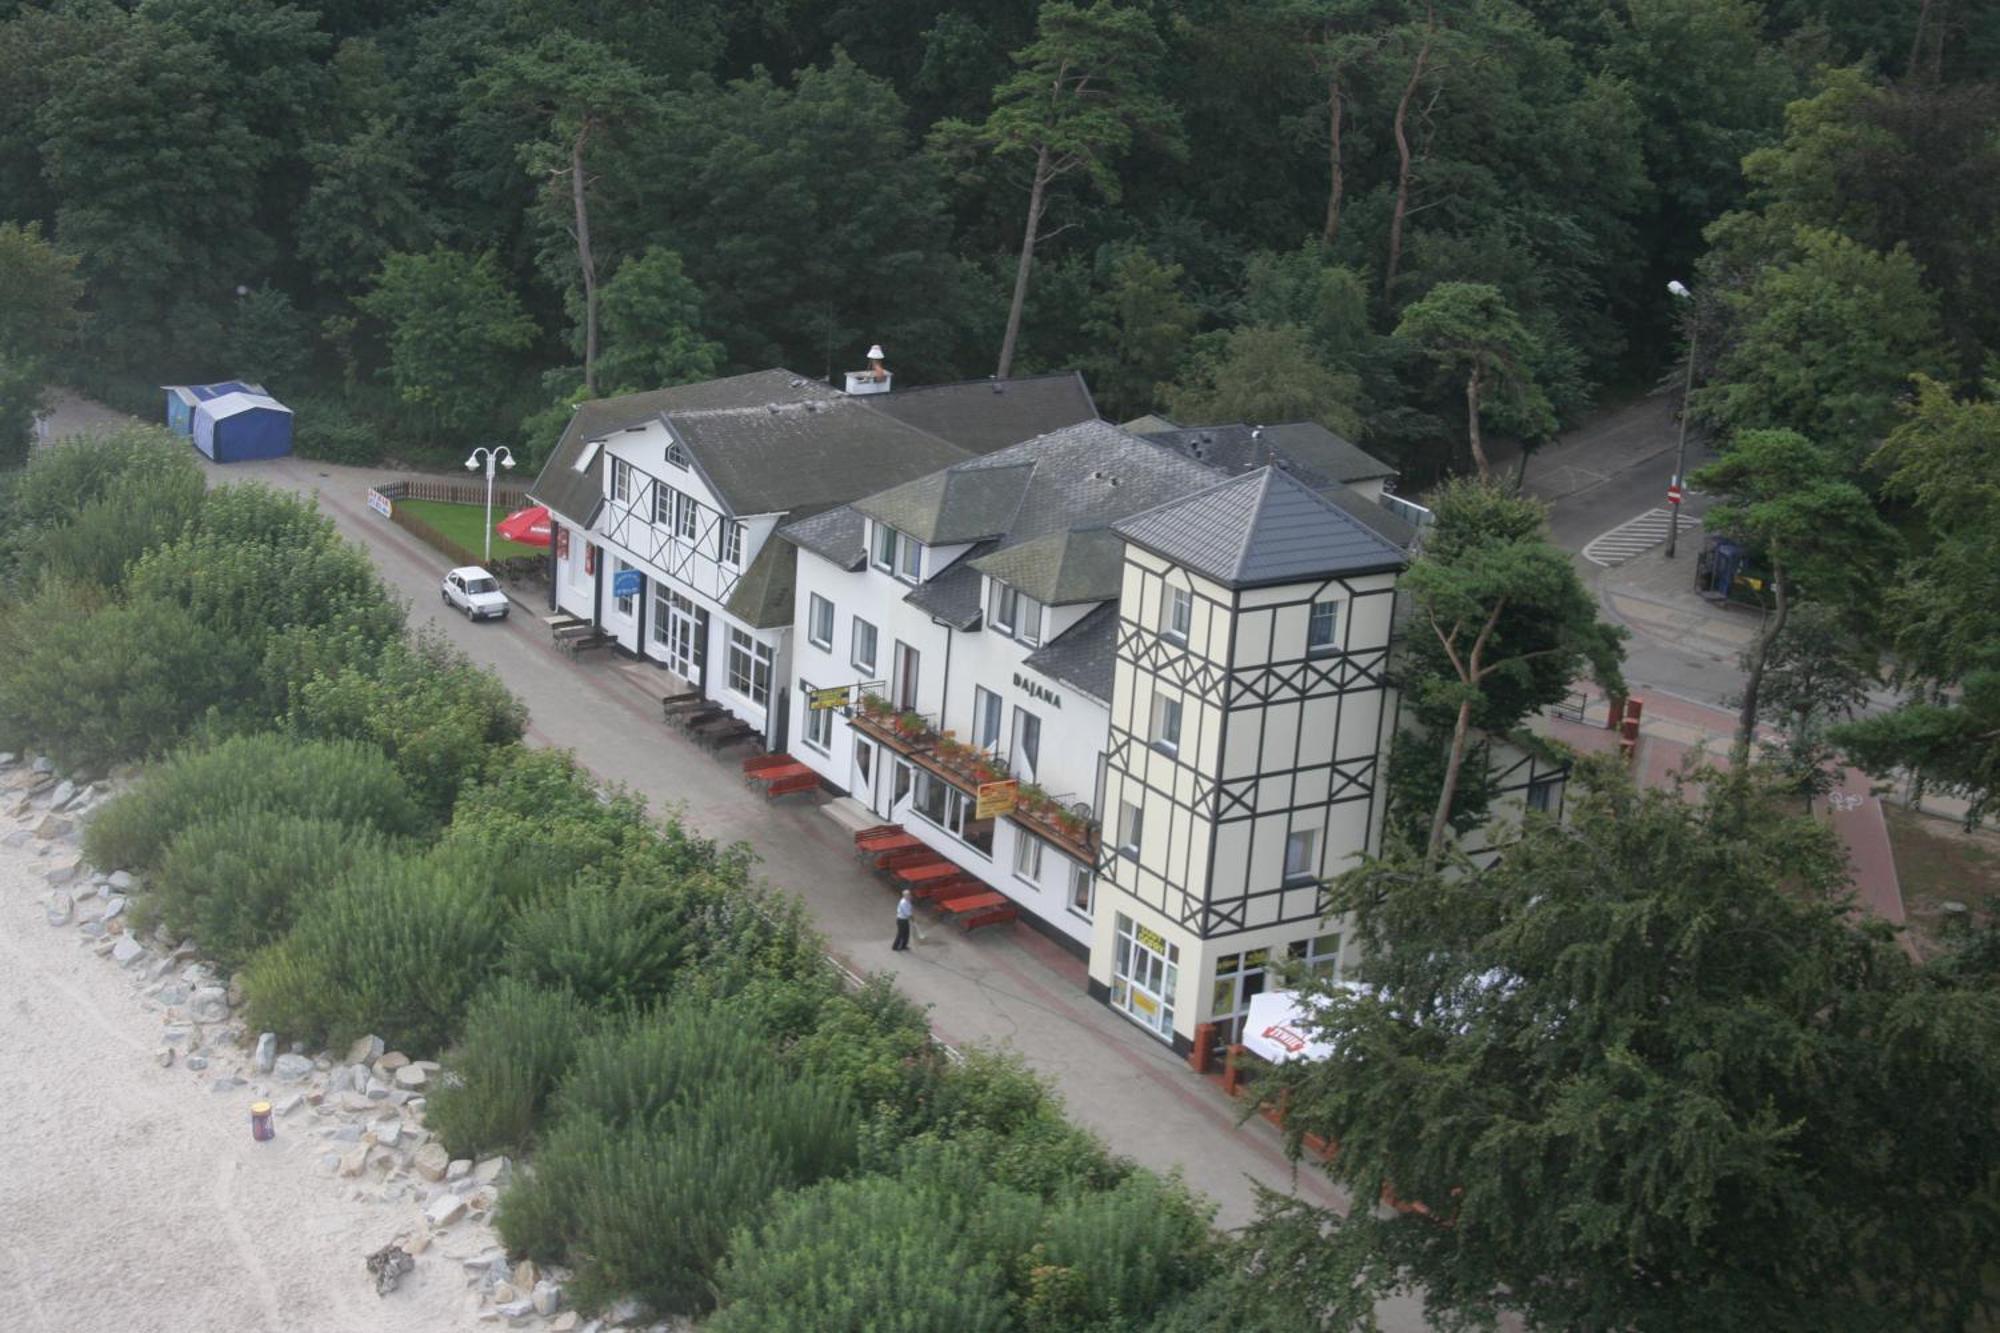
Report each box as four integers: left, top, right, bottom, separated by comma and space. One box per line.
975, 780, 1019, 819
809, 686, 850, 711
1136, 923, 1167, 955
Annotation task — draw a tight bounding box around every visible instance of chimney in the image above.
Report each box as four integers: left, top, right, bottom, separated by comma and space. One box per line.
844, 343, 892, 396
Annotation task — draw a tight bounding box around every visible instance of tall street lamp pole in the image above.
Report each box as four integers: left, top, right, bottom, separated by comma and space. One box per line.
465, 446, 515, 565
1665, 279, 1696, 559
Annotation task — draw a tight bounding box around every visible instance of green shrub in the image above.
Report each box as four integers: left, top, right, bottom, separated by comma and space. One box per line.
41, 458, 205, 590
503, 881, 698, 1013
152, 810, 383, 969
0, 594, 241, 770
2, 425, 193, 533
242, 846, 504, 1052
443, 748, 656, 885
289, 628, 524, 817
85, 733, 423, 874
710, 1173, 1014, 1332
290, 395, 382, 465
503, 1002, 861, 1317
425, 979, 595, 1159
1032, 1173, 1217, 1328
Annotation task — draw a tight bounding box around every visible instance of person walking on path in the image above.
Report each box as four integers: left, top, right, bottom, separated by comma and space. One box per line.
892, 889, 914, 951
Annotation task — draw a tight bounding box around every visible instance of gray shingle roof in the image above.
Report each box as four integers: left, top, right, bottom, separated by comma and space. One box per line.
527, 370, 836, 523
722, 534, 797, 629
854, 463, 1033, 544
1022, 602, 1118, 704
781, 506, 867, 570
969, 526, 1126, 606
1138, 420, 1395, 485
668, 397, 971, 517
860, 372, 1098, 455
1114, 467, 1407, 588
902, 551, 990, 629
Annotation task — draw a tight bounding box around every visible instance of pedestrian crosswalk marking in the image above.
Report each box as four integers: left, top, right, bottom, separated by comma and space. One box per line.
1581, 508, 1675, 567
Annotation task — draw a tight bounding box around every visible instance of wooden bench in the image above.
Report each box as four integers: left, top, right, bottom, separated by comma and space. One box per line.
762, 771, 822, 800
555, 627, 613, 656
743, 753, 798, 777
854, 825, 907, 851
894, 862, 962, 885
877, 847, 945, 872
673, 705, 730, 736
858, 832, 922, 865
693, 717, 761, 753
937, 888, 1017, 932
661, 689, 705, 720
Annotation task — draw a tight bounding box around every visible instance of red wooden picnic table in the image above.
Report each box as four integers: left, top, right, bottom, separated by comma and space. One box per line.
938, 889, 1008, 914
893, 862, 959, 883
858, 832, 921, 855
749, 761, 815, 785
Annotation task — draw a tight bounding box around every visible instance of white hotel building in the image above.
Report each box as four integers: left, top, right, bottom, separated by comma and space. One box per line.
533, 365, 1566, 1054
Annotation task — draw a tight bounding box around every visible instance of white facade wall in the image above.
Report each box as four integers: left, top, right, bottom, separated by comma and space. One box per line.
787, 533, 1111, 947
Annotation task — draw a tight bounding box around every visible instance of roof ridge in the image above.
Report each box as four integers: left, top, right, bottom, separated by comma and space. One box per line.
1230, 468, 1277, 579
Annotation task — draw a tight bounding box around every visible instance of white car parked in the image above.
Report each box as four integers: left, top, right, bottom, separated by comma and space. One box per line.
441, 566, 509, 621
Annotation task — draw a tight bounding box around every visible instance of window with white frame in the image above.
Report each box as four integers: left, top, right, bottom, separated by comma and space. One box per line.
1068, 861, 1094, 917
1150, 693, 1183, 755
653, 482, 675, 527
674, 490, 699, 542
720, 521, 743, 567
800, 680, 833, 752
910, 769, 994, 856
808, 594, 834, 650
972, 687, 1003, 751
1308, 599, 1340, 655
851, 618, 878, 674
871, 523, 923, 583
989, 583, 1042, 645
1163, 585, 1192, 642
611, 456, 633, 504
614, 558, 636, 616
1117, 800, 1144, 857
1012, 707, 1041, 780
1283, 827, 1318, 883
1013, 830, 1042, 882
726, 627, 772, 706
650, 584, 675, 645
665, 438, 689, 468
1287, 931, 1343, 980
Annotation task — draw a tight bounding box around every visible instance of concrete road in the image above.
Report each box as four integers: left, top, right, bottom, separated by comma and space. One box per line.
43, 397, 1433, 1324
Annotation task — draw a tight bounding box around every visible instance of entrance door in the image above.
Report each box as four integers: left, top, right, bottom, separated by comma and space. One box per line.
853, 738, 877, 812
664, 592, 699, 683
1111, 913, 1179, 1041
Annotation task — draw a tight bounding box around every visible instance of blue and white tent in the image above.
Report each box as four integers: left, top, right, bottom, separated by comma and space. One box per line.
162, 381, 266, 439
191, 388, 293, 463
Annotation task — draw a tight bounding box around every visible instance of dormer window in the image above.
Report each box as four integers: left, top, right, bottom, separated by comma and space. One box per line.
665, 439, 689, 468
989, 582, 1042, 646
871, 522, 922, 584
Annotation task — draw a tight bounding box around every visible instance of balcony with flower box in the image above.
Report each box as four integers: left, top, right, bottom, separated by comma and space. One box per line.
1006, 781, 1100, 867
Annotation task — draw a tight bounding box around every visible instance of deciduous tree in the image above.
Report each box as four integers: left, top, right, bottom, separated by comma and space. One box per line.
358, 248, 537, 440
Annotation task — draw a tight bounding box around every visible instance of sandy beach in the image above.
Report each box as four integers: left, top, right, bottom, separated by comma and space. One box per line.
0, 790, 489, 1333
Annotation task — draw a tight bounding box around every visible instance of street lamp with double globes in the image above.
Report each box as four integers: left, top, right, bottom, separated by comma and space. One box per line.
464, 445, 516, 564
1665, 279, 1695, 559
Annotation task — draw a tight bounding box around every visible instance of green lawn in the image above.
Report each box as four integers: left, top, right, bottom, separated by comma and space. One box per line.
395, 498, 543, 562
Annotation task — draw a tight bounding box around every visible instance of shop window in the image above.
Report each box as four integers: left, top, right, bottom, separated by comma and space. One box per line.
911, 769, 994, 857
726, 627, 772, 707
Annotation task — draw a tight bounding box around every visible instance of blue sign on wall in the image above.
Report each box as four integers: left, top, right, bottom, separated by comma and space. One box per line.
613, 568, 642, 598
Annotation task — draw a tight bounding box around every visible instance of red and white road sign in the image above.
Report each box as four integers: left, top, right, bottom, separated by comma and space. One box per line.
1667, 483, 1683, 504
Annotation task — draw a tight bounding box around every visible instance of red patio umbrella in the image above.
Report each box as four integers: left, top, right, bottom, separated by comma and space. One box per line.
495, 503, 552, 548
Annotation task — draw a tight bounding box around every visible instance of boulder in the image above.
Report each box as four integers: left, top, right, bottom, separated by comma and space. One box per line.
346, 1034, 386, 1065
272, 1053, 314, 1082
274, 1093, 306, 1117
374, 1120, 403, 1149
253, 1033, 277, 1074
424, 1193, 466, 1228
44, 891, 72, 926
43, 859, 81, 886
495, 1299, 533, 1319
33, 814, 72, 840
339, 1145, 370, 1178
446, 1159, 472, 1182
472, 1156, 511, 1186
532, 1280, 562, 1317
376, 1050, 411, 1074
108, 869, 135, 891
412, 1142, 450, 1182
101, 895, 126, 920
394, 1064, 428, 1090
46, 779, 75, 810
155, 1047, 175, 1068
188, 988, 230, 1023
111, 937, 145, 967
31, 755, 52, 774
184, 1055, 209, 1071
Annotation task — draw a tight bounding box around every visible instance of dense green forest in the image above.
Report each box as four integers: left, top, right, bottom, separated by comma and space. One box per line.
2, 0, 1995, 480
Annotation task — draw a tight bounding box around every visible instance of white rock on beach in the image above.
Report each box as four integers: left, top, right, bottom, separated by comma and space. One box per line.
107, 869, 134, 891
346, 1034, 386, 1065
272, 1053, 314, 1082
253, 1032, 277, 1074
532, 1280, 562, 1316
44, 891, 72, 926
394, 1064, 428, 1089
111, 937, 145, 967
424, 1193, 466, 1228
188, 988, 230, 1023
412, 1143, 450, 1182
